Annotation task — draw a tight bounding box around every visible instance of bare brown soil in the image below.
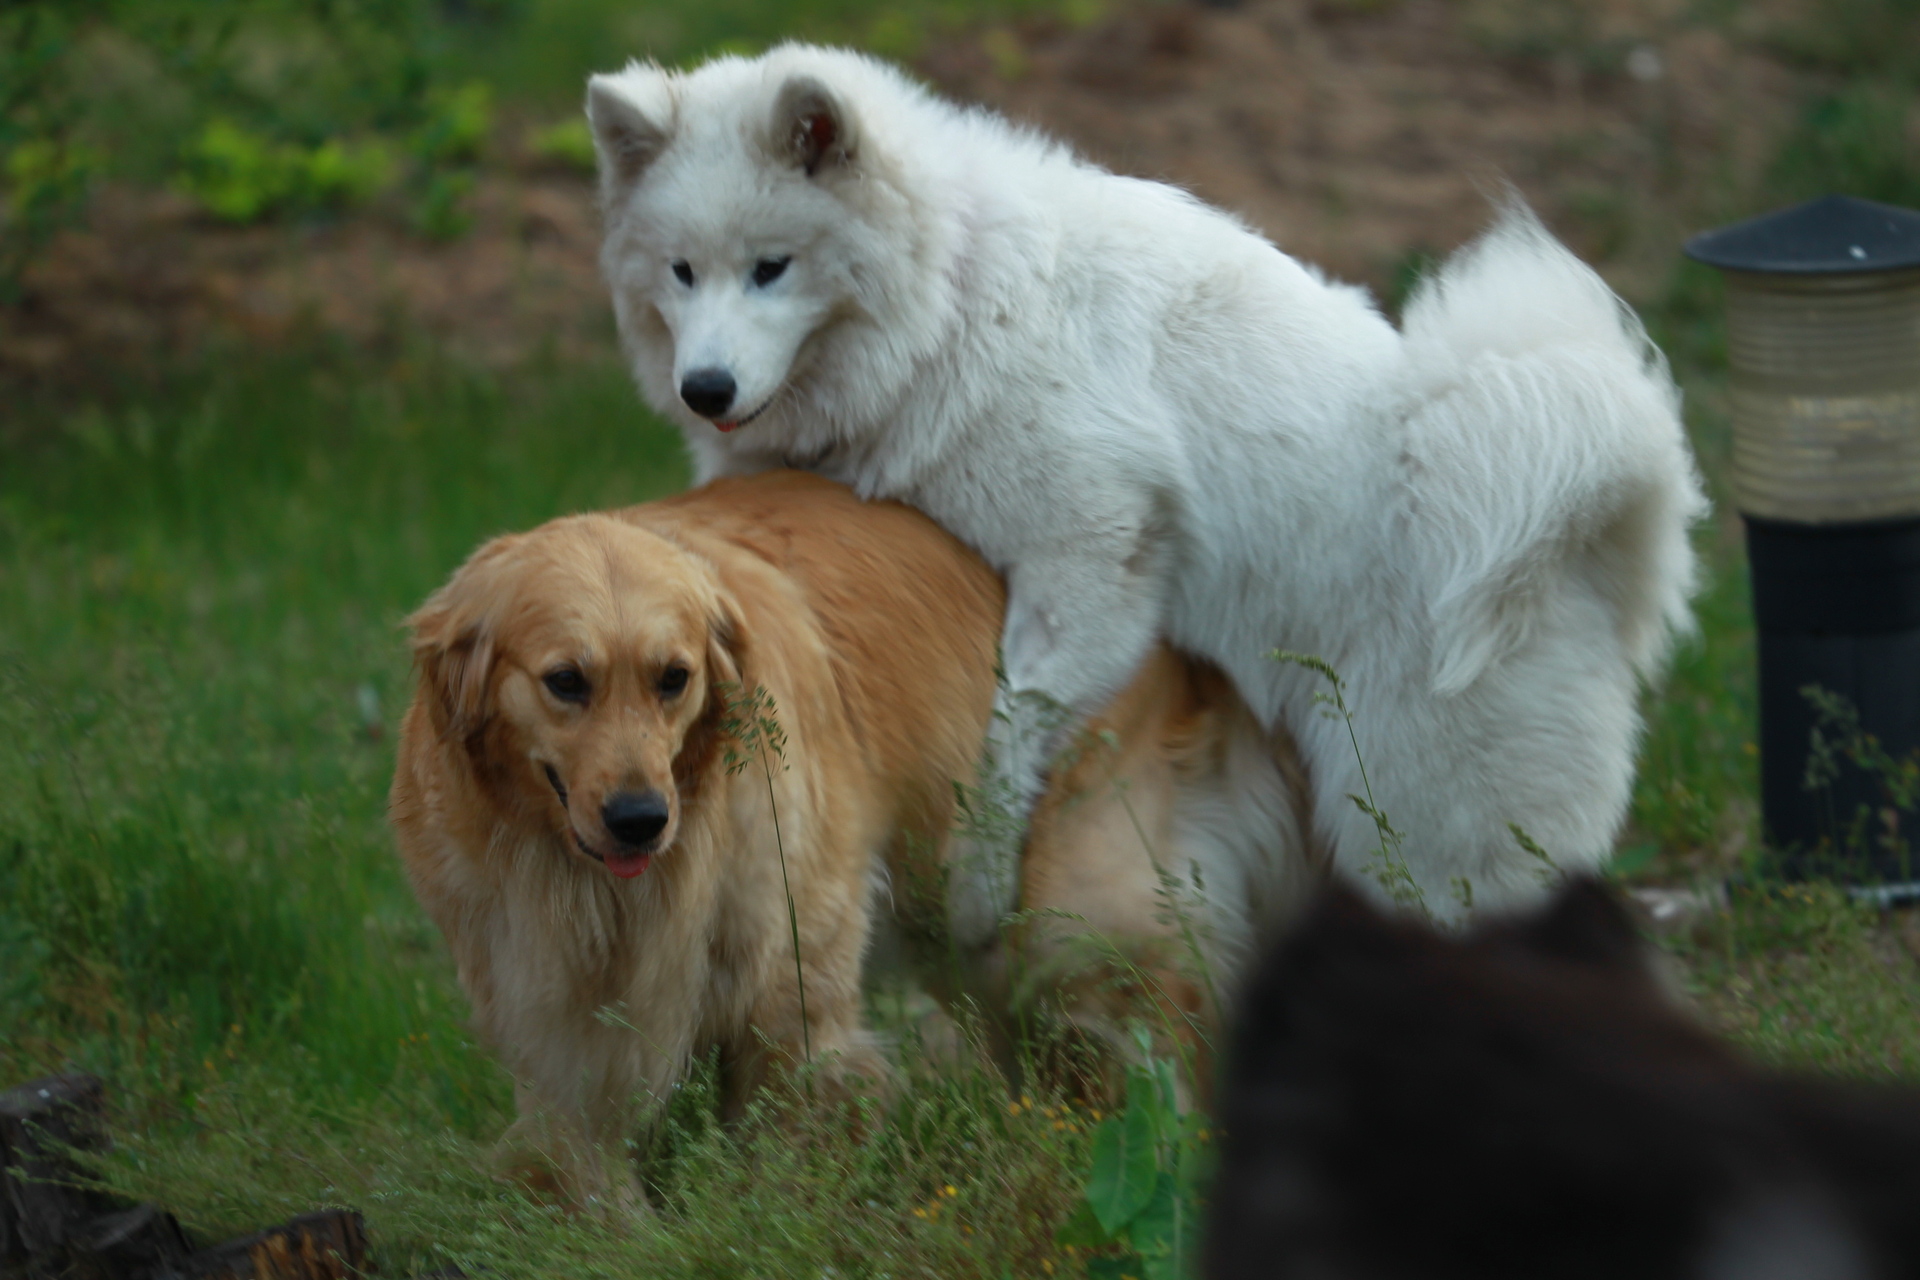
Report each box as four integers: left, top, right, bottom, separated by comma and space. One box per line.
0, 166, 612, 385
923, 0, 1801, 292
0, 0, 1809, 387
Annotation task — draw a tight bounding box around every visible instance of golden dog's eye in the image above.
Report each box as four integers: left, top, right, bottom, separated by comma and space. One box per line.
658, 664, 689, 697
543, 667, 589, 703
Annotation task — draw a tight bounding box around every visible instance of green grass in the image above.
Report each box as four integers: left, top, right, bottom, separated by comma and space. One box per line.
1626, 262, 1760, 873
4, 282, 1917, 1278
0, 344, 1115, 1275
0, 344, 685, 1097
1675, 882, 1920, 1080
94, 1040, 1093, 1278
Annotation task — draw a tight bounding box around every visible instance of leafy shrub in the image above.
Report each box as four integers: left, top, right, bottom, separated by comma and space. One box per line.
175, 119, 395, 223
2, 135, 97, 295
0, 4, 99, 296
413, 81, 493, 166
411, 169, 477, 240
527, 117, 595, 172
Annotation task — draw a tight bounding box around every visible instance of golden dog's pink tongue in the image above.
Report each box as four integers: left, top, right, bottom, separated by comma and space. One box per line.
605, 850, 651, 878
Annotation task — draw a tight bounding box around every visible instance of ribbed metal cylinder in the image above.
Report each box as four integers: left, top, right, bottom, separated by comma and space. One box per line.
1724, 266, 1920, 522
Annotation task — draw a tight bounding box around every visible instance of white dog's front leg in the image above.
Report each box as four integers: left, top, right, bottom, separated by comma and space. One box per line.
946, 542, 1166, 950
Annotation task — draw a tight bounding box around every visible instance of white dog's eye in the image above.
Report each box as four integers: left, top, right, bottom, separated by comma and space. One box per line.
751, 256, 791, 287
671, 260, 694, 286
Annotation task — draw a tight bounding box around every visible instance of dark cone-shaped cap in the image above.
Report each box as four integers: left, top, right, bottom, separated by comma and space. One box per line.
1684, 195, 1920, 274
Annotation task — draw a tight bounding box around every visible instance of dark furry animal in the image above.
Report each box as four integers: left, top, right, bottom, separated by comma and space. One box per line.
1207, 880, 1920, 1280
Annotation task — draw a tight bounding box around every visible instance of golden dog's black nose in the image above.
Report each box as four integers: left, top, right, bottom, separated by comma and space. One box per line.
603, 791, 669, 847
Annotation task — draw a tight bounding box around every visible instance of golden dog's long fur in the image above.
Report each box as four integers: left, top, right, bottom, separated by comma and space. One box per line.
391, 470, 1315, 1211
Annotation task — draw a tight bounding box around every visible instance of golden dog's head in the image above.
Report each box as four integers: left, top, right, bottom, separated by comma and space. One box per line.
407, 514, 743, 878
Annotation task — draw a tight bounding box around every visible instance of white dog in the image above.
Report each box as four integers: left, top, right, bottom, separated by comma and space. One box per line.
586, 44, 1705, 933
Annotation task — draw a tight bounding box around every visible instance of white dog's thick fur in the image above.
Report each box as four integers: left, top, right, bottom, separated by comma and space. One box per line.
587, 44, 1706, 930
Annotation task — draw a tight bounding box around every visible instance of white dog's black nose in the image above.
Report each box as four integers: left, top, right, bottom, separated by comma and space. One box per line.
680, 368, 737, 418
603, 791, 670, 847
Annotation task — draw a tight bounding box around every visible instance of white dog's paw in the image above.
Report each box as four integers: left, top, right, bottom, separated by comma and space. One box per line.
990, 685, 1072, 807
941, 689, 1065, 950
944, 830, 1021, 952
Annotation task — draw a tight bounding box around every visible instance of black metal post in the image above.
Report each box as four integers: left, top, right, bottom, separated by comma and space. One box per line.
1747, 516, 1920, 877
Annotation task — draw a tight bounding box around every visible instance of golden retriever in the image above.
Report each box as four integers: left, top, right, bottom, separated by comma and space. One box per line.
390, 470, 1312, 1212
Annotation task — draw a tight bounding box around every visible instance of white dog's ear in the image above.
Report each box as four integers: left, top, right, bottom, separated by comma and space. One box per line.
771, 74, 857, 176
587, 67, 673, 194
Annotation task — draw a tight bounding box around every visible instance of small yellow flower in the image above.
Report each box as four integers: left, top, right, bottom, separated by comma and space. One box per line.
1043, 1262, 1056, 1275
1008, 1102, 1023, 1116
912, 1207, 927, 1219
944, 1184, 957, 1198
1091, 1109, 1102, 1121
1021, 1095, 1034, 1110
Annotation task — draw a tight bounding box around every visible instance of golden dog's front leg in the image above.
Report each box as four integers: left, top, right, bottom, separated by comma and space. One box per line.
493, 1079, 648, 1222
723, 907, 894, 1122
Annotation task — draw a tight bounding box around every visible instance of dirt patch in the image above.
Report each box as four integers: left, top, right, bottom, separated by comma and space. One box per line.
0, 0, 1809, 388
922, 0, 1801, 295
0, 165, 613, 385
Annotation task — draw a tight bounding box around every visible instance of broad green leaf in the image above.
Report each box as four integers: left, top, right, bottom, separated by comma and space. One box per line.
1088, 1255, 1146, 1280
1054, 1195, 1111, 1248
1124, 1061, 1171, 1141
1086, 1106, 1159, 1234
1176, 1113, 1215, 1196
1130, 1172, 1177, 1258
1131, 1172, 1193, 1280
1151, 1056, 1180, 1119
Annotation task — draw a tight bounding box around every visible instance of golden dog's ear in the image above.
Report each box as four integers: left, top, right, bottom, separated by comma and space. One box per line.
673, 587, 749, 801
706, 588, 746, 690
408, 537, 515, 740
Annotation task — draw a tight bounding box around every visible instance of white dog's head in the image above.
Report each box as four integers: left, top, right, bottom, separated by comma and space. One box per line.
588, 47, 930, 459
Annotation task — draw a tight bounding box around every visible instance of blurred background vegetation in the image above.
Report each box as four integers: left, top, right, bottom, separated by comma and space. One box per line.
3, 0, 1915, 283
3, 0, 1920, 1275
0, 0, 1082, 285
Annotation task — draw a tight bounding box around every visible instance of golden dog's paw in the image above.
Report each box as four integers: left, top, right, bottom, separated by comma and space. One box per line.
491, 1130, 650, 1225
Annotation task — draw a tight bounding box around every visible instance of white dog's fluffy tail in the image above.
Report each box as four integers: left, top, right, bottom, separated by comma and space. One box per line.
1398, 203, 1707, 696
